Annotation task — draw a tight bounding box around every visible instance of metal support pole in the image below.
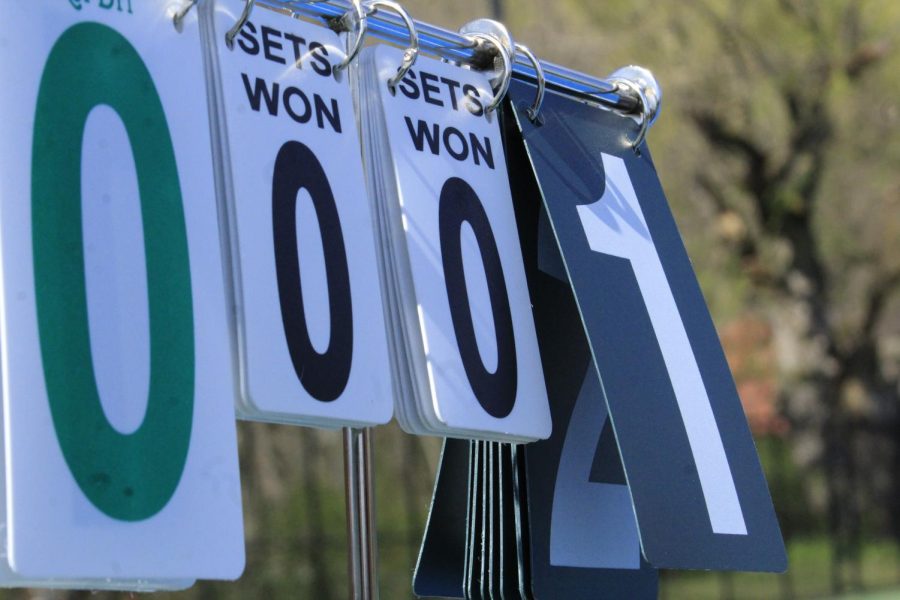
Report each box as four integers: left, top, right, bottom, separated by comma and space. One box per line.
489, 0, 504, 20
344, 428, 380, 600
360, 428, 380, 600
344, 428, 365, 599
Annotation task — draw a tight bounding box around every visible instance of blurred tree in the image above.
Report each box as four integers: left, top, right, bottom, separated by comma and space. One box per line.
667, 3, 899, 592
546, 0, 900, 592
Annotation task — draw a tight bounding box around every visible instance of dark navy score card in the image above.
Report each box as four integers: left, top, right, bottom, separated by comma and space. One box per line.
503, 107, 658, 598
506, 81, 786, 572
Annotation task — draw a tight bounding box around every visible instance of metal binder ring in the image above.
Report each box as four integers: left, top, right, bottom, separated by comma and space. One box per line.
457, 20, 514, 115
462, 34, 512, 114
226, 0, 256, 50
614, 78, 652, 151
334, 0, 368, 73
364, 0, 419, 91
172, 0, 197, 30
515, 43, 545, 122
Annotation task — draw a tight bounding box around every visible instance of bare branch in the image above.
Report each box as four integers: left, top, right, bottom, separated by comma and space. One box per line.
859, 271, 900, 343
845, 40, 892, 79
691, 111, 774, 223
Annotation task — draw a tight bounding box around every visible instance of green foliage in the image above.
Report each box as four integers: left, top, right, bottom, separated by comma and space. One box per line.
661, 537, 900, 600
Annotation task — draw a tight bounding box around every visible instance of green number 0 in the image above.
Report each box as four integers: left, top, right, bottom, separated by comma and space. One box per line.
31, 22, 194, 522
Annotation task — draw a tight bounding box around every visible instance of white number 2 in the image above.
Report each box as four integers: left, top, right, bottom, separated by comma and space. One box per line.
550, 366, 641, 569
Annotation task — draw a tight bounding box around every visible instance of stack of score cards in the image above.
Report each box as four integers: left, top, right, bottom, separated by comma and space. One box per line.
356, 44, 551, 442
414, 440, 537, 600
200, 0, 394, 429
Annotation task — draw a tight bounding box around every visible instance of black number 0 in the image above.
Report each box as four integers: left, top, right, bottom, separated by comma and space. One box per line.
272, 141, 353, 402
439, 177, 518, 418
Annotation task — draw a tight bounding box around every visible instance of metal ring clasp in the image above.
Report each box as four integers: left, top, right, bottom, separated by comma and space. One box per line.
458, 19, 514, 114
515, 43, 545, 122
334, 0, 368, 73
172, 0, 198, 31
608, 65, 662, 152
226, 0, 256, 50
461, 34, 512, 114
615, 79, 651, 150
364, 0, 419, 91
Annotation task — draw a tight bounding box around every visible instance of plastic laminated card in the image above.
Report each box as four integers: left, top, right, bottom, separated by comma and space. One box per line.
505, 80, 787, 574
199, 1, 393, 428
355, 45, 551, 443
0, 1, 245, 587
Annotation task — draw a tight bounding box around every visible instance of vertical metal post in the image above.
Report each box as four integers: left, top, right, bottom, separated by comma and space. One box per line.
344, 428, 365, 599
359, 428, 380, 600
488, 0, 504, 20
344, 427, 380, 600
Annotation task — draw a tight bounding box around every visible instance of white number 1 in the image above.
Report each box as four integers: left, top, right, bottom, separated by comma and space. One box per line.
576, 154, 747, 536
